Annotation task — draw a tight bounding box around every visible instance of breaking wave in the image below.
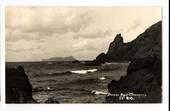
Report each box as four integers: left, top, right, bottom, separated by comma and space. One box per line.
47, 69, 98, 76
70, 69, 98, 74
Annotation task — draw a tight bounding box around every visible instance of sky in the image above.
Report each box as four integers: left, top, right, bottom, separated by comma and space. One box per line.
5, 6, 161, 62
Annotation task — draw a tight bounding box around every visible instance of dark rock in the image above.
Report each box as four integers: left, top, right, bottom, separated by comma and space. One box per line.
93, 21, 162, 66
95, 53, 108, 64
6, 65, 36, 103
107, 33, 127, 60
84, 60, 101, 66
72, 60, 81, 64
85, 53, 108, 66
126, 56, 157, 74
106, 57, 162, 103
106, 21, 162, 61
44, 97, 59, 103
105, 21, 162, 103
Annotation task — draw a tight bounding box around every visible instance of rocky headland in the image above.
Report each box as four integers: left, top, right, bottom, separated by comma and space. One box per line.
5, 21, 162, 103
104, 21, 162, 103
88, 21, 162, 66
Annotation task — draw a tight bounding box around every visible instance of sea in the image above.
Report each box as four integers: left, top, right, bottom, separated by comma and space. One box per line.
6, 61, 129, 103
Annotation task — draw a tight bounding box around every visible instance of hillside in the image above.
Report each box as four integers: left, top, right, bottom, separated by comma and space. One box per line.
106, 21, 162, 61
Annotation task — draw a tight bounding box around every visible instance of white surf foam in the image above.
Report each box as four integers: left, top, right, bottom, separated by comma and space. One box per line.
70, 69, 98, 74
91, 90, 108, 95
99, 77, 106, 80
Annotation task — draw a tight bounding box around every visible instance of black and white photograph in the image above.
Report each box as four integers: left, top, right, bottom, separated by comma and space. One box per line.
5, 6, 163, 104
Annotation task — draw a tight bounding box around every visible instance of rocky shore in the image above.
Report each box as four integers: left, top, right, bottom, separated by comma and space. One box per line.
106, 56, 162, 103
5, 21, 162, 103
104, 21, 162, 103
6, 66, 36, 103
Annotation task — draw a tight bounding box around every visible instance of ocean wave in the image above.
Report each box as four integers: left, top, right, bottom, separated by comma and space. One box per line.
47, 69, 98, 76
33, 86, 56, 92
70, 69, 98, 74
33, 86, 92, 96
91, 90, 108, 95
48, 71, 73, 76
99, 77, 106, 80
65, 78, 101, 85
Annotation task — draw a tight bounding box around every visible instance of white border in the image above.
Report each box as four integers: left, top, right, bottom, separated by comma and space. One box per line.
0, 0, 169, 111
0, 0, 166, 6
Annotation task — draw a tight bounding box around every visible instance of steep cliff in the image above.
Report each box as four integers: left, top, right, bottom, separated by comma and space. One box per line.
106, 21, 162, 61
105, 21, 162, 103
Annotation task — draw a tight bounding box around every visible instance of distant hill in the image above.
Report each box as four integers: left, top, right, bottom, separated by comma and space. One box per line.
42, 56, 76, 62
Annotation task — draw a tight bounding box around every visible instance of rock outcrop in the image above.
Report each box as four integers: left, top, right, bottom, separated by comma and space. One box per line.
87, 21, 162, 66
105, 21, 162, 103
93, 21, 162, 64
72, 60, 81, 64
6, 66, 36, 103
106, 56, 162, 103
107, 21, 162, 60
85, 53, 109, 66
107, 33, 128, 61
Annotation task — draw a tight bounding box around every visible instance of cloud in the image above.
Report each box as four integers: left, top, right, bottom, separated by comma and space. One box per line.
71, 37, 110, 53
5, 7, 161, 61
126, 20, 141, 32
6, 29, 44, 42
72, 40, 100, 51
6, 39, 42, 52
7, 47, 41, 52
6, 7, 93, 35
73, 29, 112, 39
